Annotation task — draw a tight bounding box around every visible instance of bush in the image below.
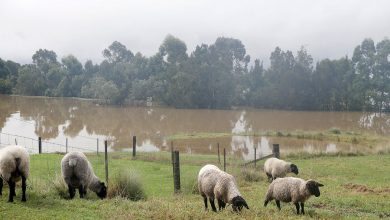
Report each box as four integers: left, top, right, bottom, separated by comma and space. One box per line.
108, 170, 146, 201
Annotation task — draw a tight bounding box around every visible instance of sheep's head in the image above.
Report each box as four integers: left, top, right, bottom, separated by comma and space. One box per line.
96, 182, 107, 199
306, 180, 324, 197
290, 164, 299, 175
231, 196, 249, 212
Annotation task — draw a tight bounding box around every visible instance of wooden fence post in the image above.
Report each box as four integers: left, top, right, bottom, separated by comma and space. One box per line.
273, 144, 280, 158
38, 137, 42, 154
173, 151, 181, 193
132, 136, 136, 157
171, 141, 174, 172
105, 140, 108, 185
223, 148, 226, 171
254, 147, 257, 167
217, 143, 220, 164
96, 138, 99, 155
66, 138, 68, 153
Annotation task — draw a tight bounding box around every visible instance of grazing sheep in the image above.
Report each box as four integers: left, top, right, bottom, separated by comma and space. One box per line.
264, 157, 299, 181
0, 145, 30, 202
198, 164, 249, 212
264, 177, 324, 214
61, 152, 107, 199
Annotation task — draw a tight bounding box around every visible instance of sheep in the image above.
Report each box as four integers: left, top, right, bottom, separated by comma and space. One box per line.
264, 157, 299, 181
61, 151, 107, 199
198, 164, 249, 212
0, 145, 30, 202
264, 177, 324, 214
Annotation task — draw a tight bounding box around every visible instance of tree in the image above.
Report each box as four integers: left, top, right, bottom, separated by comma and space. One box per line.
32, 49, 58, 74
103, 41, 134, 63
62, 55, 83, 76
159, 35, 188, 65
15, 65, 46, 95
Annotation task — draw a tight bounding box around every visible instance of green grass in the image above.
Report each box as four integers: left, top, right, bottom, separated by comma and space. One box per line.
166, 129, 390, 147
0, 152, 389, 219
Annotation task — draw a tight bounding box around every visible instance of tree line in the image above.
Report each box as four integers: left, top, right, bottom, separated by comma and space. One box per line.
0, 35, 389, 111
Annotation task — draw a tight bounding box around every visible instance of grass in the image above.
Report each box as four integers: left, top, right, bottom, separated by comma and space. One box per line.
0, 152, 389, 219
166, 129, 390, 147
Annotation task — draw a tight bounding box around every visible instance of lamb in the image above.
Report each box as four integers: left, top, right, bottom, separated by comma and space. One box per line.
0, 145, 30, 202
198, 164, 249, 212
61, 151, 107, 199
264, 177, 324, 214
264, 157, 299, 181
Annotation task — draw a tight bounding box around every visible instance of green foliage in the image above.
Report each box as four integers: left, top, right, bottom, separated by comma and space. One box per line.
1, 37, 390, 110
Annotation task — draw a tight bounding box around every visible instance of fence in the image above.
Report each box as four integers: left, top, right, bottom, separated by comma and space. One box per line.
0, 132, 282, 194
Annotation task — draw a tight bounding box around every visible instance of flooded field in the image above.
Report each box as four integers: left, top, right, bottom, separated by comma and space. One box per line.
0, 95, 389, 159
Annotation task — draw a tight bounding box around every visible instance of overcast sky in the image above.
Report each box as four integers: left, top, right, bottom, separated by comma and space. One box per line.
1, 0, 390, 66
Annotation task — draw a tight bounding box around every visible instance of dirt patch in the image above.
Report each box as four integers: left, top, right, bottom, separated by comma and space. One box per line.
343, 183, 390, 195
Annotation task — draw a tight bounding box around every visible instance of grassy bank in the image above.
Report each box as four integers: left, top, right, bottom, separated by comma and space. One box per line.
0, 152, 389, 219
167, 128, 390, 148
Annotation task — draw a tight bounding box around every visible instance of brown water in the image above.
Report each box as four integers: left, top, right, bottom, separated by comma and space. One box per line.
0, 95, 389, 159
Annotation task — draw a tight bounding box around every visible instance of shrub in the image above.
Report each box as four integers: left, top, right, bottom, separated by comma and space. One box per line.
108, 170, 146, 201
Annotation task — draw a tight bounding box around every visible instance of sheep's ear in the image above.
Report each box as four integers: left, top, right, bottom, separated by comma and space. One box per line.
317, 182, 324, 187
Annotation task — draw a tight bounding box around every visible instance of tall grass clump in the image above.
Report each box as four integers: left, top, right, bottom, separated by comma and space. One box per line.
240, 167, 262, 182
52, 173, 68, 198
329, 127, 341, 134
108, 170, 146, 201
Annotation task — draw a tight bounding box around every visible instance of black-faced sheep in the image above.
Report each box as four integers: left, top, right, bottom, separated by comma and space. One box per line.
198, 164, 249, 212
264, 177, 324, 214
264, 157, 299, 181
0, 145, 30, 202
61, 151, 107, 199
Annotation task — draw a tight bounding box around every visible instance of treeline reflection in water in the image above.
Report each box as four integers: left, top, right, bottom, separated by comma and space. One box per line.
0, 95, 389, 159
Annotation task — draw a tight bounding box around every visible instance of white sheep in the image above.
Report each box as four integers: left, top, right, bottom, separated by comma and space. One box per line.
264, 177, 324, 214
198, 164, 249, 212
61, 151, 107, 199
0, 145, 30, 202
264, 157, 299, 181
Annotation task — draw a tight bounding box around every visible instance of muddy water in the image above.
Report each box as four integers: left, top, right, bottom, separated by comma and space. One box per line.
0, 95, 389, 159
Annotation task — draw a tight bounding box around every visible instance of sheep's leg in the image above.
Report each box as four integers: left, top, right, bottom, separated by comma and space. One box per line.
21, 175, 27, 202
209, 198, 217, 212
68, 185, 75, 199
0, 177, 3, 195
203, 196, 208, 211
300, 202, 305, 215
294, 203, 300, 214
79, 185, 84, 198
264, 199, 269, 207
7, 180, 15, 202
83, 186, 87, 196
275, 200, 281, 210
217, 199, 226, 211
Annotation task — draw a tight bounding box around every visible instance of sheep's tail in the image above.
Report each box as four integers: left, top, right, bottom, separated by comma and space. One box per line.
69, 158, 78, 168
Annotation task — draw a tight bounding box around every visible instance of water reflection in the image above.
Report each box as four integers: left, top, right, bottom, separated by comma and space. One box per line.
0, 95, 389, 159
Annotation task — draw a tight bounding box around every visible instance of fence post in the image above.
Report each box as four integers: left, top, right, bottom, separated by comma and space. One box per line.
254, 147, 257, 167
96, 138, 99, 155
217, 143, 220, 164
273, 144, 280, 158
171, 141, 174, 172
223, 148, 226, 172
132, 136, 136, 157
15, 138, 17, 145
66, 138, 68, 153
38, 137, 42, 154
105, 140, 108, 185
173, 151, 181, 193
